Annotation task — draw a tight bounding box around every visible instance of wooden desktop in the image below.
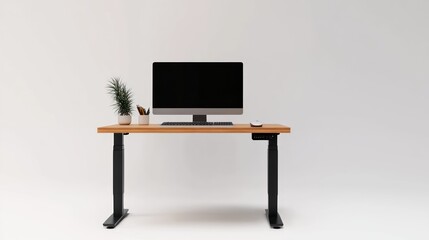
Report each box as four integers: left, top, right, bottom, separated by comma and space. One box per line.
98, 123, 290, 133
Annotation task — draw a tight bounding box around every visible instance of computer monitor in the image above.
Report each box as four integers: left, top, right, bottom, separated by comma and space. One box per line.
153, 62, 243, 121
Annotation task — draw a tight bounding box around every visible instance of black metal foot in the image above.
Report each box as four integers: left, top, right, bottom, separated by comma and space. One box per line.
103, 209, 129, 228
265, 209, 283, 229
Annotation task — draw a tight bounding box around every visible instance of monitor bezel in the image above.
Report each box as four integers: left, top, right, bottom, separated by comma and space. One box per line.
153, 108, 243, 115
152, 62, 243, 115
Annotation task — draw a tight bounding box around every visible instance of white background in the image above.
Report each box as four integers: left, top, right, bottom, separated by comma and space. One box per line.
1, 0, 429, 239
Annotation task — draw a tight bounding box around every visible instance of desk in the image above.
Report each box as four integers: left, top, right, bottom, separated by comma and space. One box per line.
97, 124, 291, 228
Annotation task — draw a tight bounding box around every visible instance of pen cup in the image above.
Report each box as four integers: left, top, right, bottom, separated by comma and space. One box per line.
138, 115, 149, 125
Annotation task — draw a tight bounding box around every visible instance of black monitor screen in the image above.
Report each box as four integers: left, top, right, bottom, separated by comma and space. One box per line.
153, 62, 243, 109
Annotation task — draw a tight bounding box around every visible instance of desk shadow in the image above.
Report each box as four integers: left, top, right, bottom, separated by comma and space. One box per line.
130, 205, 269, 226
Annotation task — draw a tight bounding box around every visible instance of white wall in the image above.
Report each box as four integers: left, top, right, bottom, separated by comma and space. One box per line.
1, 0, 428, 239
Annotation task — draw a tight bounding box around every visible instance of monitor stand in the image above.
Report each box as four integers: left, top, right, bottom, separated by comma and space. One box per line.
193, 115, 207, 122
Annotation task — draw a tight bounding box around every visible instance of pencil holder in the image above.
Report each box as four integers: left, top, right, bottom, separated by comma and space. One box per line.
138, 115, 149, 125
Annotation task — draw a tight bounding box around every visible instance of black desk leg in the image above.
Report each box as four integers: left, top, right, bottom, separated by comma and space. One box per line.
103, 133, 129, 228
252, 133, 284, 229
267, 134, 283, 228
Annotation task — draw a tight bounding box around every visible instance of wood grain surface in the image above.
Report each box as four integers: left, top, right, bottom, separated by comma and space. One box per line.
97, 124, 291, 133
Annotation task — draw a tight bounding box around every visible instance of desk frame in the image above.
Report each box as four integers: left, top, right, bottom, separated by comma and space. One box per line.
103, 133, 129, 228
252, 133, 283, 228
100, 125, 288, 229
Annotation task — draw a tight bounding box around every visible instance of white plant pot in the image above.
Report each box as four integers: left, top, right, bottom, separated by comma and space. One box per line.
138, 115, 149, 125
118, 115, 132, 125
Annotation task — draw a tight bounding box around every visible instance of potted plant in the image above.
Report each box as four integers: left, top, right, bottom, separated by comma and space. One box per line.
107, 78, 134, 125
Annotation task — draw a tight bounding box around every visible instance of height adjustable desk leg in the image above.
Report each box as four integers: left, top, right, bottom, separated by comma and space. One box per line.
252, 133, 284, 229
103, 133, 129, 228
267, 134, 283, 228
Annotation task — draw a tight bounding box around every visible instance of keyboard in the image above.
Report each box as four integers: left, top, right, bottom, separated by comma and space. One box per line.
161, 121, 233, 126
